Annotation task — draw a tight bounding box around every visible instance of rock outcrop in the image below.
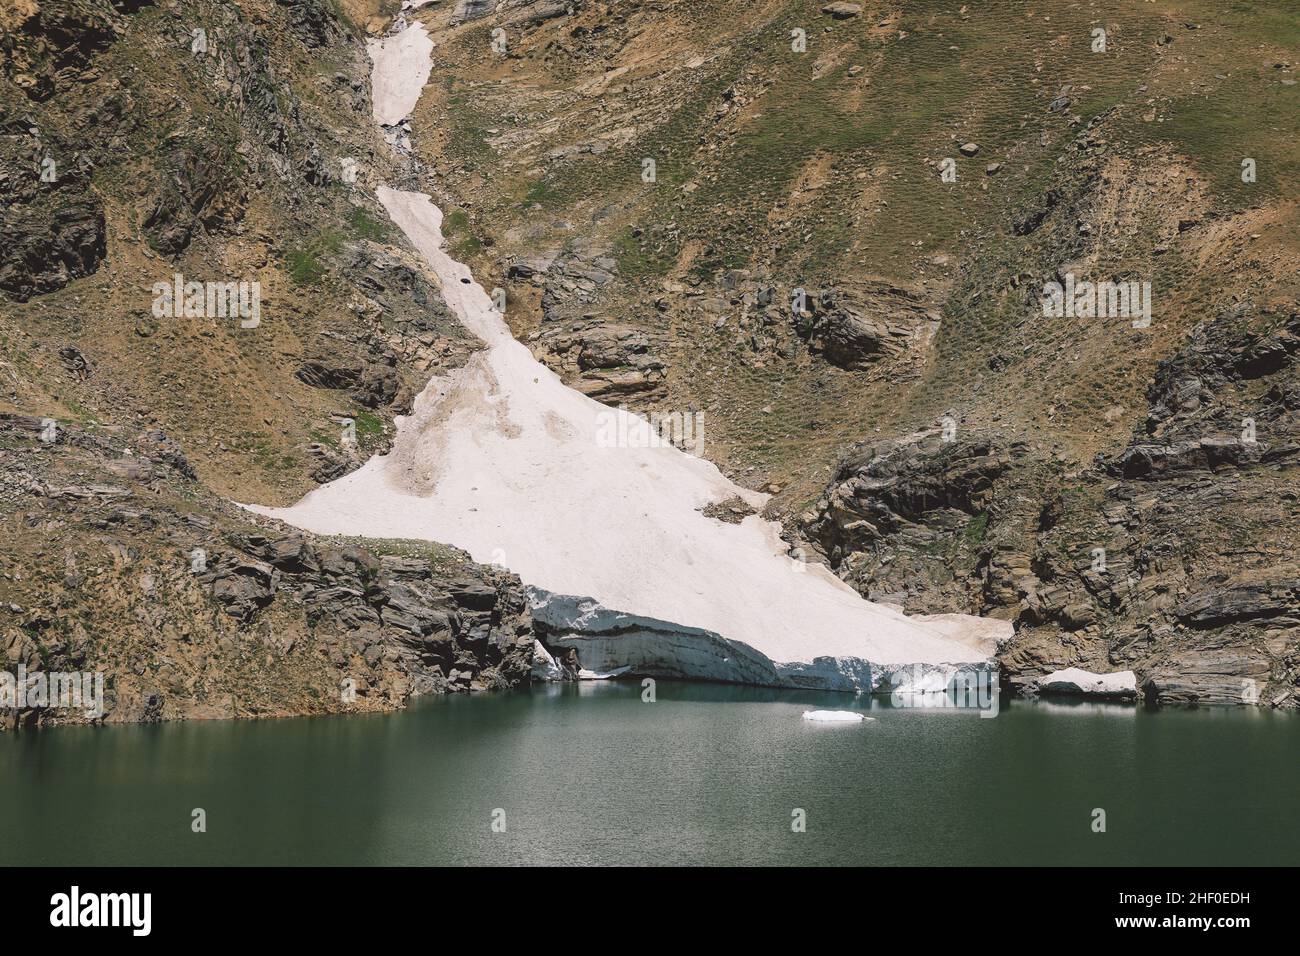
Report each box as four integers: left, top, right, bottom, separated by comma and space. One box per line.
0, 413, 535, 731
794, 286, 938, 371
797, 307, 1300, 708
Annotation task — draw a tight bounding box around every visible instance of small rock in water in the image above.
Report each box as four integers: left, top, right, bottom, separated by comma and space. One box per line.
802, 709, 873, 722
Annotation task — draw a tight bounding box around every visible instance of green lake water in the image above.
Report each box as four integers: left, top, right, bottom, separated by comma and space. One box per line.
2, 682, 1296, 865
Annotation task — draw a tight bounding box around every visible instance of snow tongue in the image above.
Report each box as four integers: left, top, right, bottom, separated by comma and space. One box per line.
244, 17, 1010, 695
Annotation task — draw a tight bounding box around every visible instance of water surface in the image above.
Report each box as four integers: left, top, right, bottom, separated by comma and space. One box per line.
2, 683, 1295, 865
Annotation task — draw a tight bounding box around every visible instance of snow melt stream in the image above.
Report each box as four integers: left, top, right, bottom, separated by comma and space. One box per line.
246, 18, 1011, 692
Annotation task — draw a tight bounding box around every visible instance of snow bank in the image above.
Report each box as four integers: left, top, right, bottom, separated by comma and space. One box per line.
245, 21, 1012, 693
366, 24, 433, 126
1034, 668, 1138, 699
531, 592, 1006, 693
577, 666, 633, 681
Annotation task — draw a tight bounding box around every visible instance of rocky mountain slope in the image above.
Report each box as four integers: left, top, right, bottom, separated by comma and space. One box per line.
2, 0, 1296, 721
1, 0, 536, 728
401, 0, 1298, 706
1, 0, 478, 505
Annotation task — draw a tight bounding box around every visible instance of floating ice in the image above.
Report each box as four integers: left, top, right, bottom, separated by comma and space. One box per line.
802, 710, 872, 722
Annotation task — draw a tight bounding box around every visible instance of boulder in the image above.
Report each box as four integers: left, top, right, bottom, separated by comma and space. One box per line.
821, 2, 862, 18
208, 557, 277, 622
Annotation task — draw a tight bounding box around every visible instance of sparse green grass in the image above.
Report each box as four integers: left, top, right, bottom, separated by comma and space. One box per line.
441, 208, 483, 258
612, 227, 669, 279
1137, 73, 1298, 207
286, 245, 329, 286
347, 206, 391, 241
321, 534, 469, 571
353, 411, 384, 441
522, 176, 564, 208
283, 202, 393, 286
285, 226, 350, 285
312, 411, 383, 449
309, 427, 339, 448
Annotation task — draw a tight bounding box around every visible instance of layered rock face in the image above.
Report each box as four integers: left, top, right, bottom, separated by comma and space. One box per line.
0, 413, 534, 730
802, 431, 1011, 610
797, 308, 1300, 707
794, 286, 940, 372
0, 2, 112, 299
201, 534, 534, 699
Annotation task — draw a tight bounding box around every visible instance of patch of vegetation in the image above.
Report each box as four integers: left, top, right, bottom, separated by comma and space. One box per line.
522, 176, 563, 208
964, 512, 990, 546
353, 411, 384, 441
1136, 71, 1297, 207
346, 206, 390, 241
285, 229, 345, 286
233, 434, 299, 474
286, 246, 328, 285
612, 227, 669, 279
309, 427, 340, 449
442, 209, 471, 235
441, 208, 482, 258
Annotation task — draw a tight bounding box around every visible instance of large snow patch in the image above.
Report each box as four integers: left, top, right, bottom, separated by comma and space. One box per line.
245, 20, 1011, 692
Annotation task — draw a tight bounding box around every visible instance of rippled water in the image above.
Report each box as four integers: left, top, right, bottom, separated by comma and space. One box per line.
2, 682, 1296, 865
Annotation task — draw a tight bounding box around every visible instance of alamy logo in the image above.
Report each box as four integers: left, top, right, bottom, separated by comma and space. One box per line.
595, 406, 704, 455
50, 886, 151, 936
1041, 272, 1151, 328
151, 273, 261, 328
0, 666, 104, 718
889, 665, 999, 717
